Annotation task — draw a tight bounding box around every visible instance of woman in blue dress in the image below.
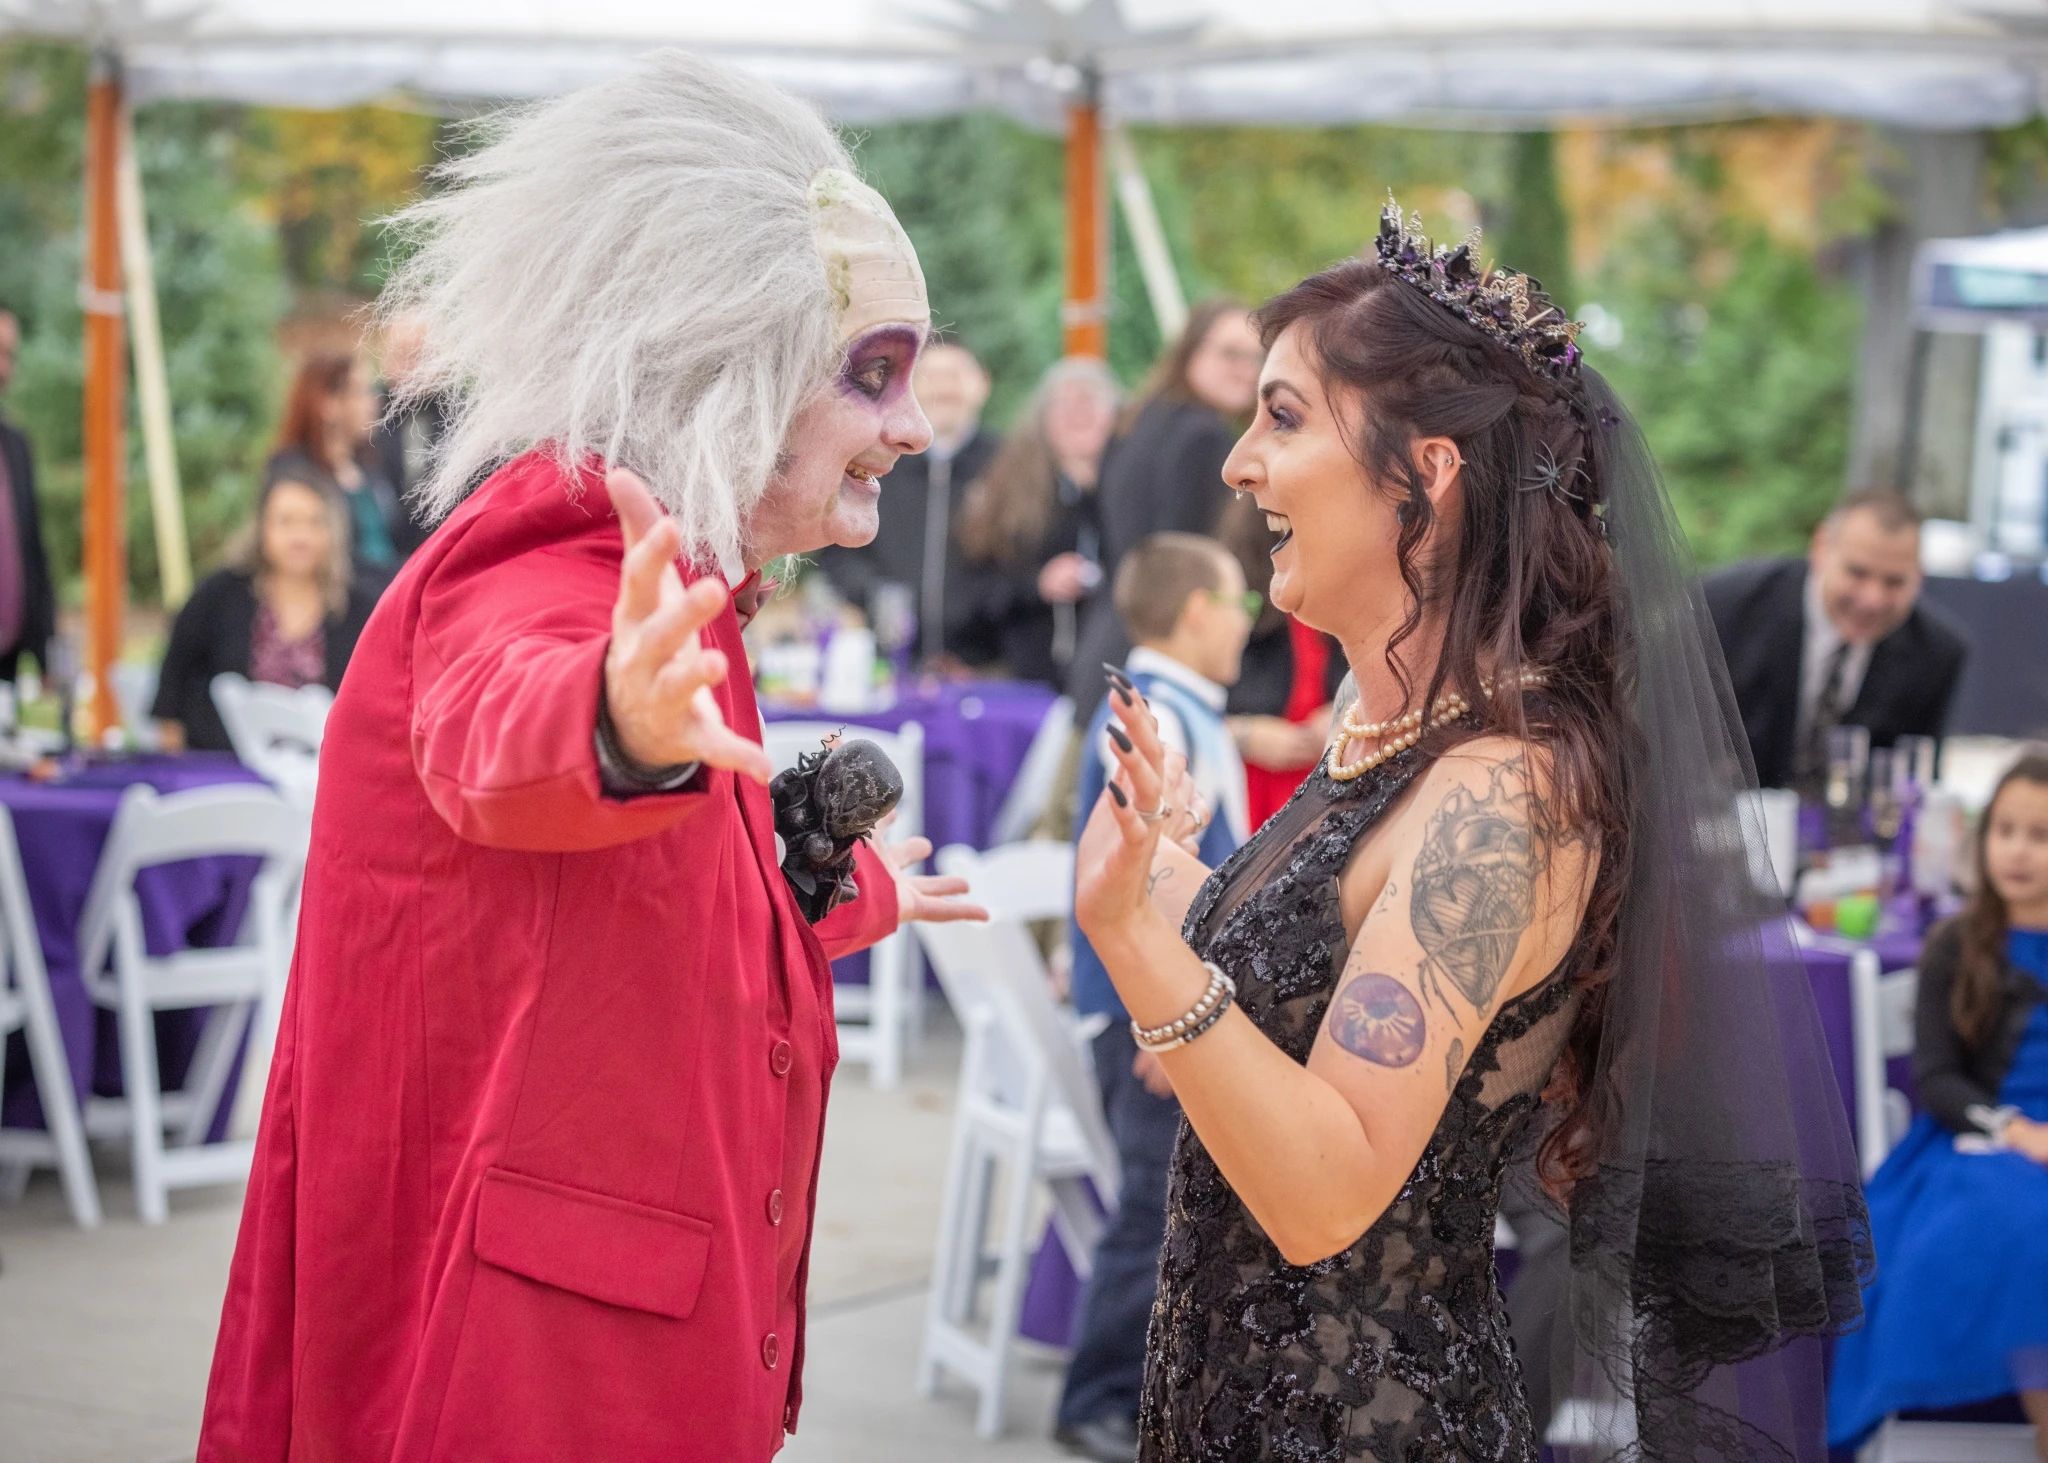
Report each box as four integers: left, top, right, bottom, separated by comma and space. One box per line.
1831, 749, 2048, 1454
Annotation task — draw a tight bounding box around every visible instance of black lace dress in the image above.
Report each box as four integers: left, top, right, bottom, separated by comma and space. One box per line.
1138, 744, 1580, 1463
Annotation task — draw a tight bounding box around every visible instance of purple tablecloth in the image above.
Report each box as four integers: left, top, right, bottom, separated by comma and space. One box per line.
0, 754, 266, 1137
759, 679, 1059, 855
1017, 918, 1935, 1351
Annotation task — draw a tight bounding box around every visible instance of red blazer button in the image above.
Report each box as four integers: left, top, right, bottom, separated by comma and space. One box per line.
762, 1332, 780, 1369
767, 1188, 784, 1225
769, 1040, 793, 1077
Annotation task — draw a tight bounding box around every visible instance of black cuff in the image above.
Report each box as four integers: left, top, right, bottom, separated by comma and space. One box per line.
595, 695, 702, 797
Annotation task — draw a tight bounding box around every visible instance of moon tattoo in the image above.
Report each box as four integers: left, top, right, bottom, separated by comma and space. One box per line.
1329, 973, 1427, 1068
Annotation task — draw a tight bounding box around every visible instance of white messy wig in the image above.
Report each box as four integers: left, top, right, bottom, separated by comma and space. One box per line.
377, 50, 851, 577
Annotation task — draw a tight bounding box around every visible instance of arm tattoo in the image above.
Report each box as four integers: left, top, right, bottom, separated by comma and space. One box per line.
1409, 754, 1551, 1015
1445, 1037, 1465, 1095
1147, 867, 1171, 897
1328, 973, 1426, 1068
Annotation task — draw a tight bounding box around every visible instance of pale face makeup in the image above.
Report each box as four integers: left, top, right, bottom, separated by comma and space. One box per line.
746, 173, 933, 567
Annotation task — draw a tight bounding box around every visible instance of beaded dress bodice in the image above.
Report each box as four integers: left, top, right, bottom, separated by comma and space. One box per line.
1138, 746, 1579, 1463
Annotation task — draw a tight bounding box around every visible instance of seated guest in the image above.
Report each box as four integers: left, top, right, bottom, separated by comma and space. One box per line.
267, 352, 411, 582
152, 477, 375, 753
1705, 488, 1969, 791
1057, 533, 1254, 1462
816, 338, 999, 665
950, 357, 1120, 688
1829, 750, 2048, 1450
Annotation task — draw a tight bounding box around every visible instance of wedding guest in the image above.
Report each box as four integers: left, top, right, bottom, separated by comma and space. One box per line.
267, 352, 411, 583
950, 357, 1120, 688
1706, 488, 1969, 792
1058, 531, 1254, 1462
817, 338, 999, 664
0, 306, 55, 686
152, 476, 375, 754
367, 313, 445, 552
1830, 750, 2048, 1451
1065, 301, 1263, 717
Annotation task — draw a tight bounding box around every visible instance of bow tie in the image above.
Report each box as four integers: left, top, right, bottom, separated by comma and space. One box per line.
730, 570, 774, 628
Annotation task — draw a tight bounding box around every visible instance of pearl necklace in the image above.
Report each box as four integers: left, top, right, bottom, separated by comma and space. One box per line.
1326, 669, 1549, 782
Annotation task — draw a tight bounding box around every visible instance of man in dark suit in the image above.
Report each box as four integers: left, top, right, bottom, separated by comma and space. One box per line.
815, 338, 999, 666
1705, 487, 1969, 791
0, 307, 56, 686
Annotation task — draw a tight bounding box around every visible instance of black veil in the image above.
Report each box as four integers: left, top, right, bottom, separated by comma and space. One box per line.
1532, 369, 1873, 1459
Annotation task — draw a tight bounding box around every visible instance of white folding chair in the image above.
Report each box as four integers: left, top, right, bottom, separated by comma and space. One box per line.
210, 672, 331, 809
1849, 950, 1918, 1180
0, 806, 102, 1227
760, 719, 925, 1090
989, 696, 1074, 846
77, 783, 305, 1223
914, 841, 1118, 1439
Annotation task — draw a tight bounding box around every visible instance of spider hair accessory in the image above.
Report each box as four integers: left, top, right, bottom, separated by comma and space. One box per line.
1372, 192, 1584, 385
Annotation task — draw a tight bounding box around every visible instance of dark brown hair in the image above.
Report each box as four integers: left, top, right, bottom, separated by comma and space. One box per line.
1113, 532, 1233, 643
1120, 297, 1248, 432
1256, 259, 1635, 1201
275, 352, 361, 474
1952, 750, 2048, 1046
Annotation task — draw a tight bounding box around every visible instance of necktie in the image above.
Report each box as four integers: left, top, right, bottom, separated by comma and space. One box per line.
1797, 640, 1851, 789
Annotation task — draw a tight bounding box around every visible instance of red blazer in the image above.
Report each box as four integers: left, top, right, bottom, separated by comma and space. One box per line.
199, 451, 899, 1462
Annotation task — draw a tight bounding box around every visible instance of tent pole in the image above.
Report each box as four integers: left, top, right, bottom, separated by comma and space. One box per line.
82, 49, 126, 743
1107, 125, 1186, 343
118, 106, 191, 608
1062, 70, 1107, 359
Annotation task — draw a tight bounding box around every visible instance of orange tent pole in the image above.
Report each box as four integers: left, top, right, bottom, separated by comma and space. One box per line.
83, 51, 125, 743
1063, 87, 1107, 359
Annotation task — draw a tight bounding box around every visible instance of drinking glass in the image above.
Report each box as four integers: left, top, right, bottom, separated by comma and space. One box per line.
1893, 734, 1938, 794
1867, 747, 1904, 843
1824, 724, 1870, 813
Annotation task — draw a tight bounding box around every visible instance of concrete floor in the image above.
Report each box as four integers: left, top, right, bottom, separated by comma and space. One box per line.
0, 1018, 1072, 1463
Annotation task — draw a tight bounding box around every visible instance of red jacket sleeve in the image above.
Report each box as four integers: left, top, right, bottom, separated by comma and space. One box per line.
410, 528, 721, 854
812, 839, 902, 959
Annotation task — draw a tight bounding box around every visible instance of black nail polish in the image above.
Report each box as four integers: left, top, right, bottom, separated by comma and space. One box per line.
1107, 724, 1133, 753
1108, 782, 1128, 808
1103, 662, 1134, 688
1112, 685, 1134, 707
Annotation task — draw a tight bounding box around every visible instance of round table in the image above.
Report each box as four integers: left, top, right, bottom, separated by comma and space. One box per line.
0, 754, 267, 1139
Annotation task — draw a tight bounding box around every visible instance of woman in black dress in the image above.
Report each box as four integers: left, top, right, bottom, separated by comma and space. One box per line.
154, 475, 375, 753
1074, 204, 1870, 1460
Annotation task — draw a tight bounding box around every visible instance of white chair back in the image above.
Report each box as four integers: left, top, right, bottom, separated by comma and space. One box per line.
1849, 949, 1918, 1179
74, 781, 308, 1222
990, 696, 1074, 845
939, 838, 1073, 925
78, 784, 307, 1005
210, 672, 331, 805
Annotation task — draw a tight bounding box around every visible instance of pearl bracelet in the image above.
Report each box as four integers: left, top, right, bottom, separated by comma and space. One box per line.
1132, 963, 1237, 1052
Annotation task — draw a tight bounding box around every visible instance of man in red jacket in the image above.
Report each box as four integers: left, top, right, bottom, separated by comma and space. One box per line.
199, 51, 979, 1461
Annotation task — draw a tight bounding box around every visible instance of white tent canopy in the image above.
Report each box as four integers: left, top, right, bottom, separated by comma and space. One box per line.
9, 0, 2048, 129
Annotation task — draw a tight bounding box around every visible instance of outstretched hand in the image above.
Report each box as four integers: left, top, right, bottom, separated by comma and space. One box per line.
872, 823, 988, 925
603, 468, 773, 784
1075, 671, 1172, 942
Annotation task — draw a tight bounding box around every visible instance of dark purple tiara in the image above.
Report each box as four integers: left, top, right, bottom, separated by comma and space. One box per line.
1372, 193, 1583, 384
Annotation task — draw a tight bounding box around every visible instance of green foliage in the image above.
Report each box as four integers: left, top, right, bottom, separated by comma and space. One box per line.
1596, 214, 1861, 565
1, 43, 282, 605
1490, 132, 1574, 311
